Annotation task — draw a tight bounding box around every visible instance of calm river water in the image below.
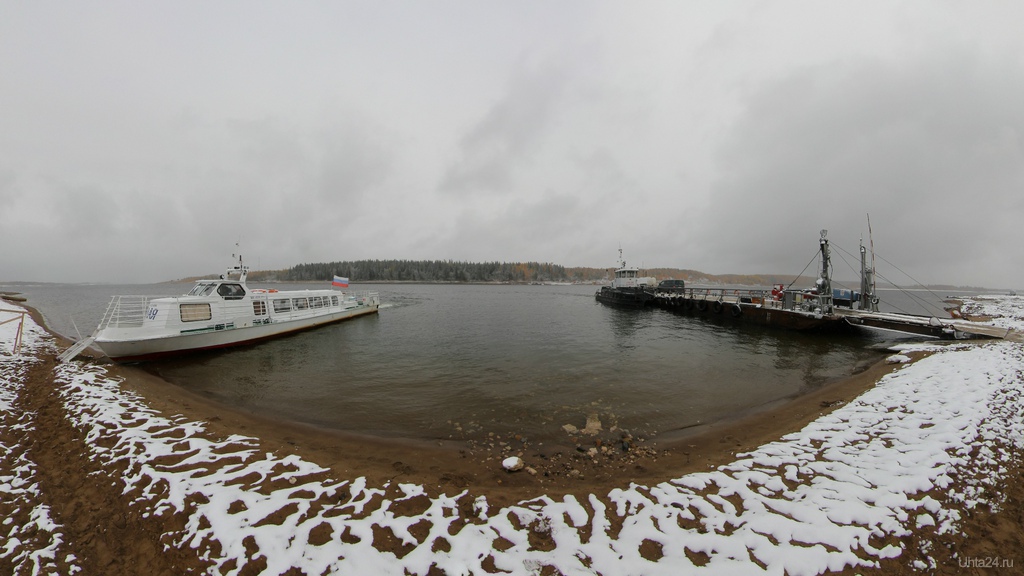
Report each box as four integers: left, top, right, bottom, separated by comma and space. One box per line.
6, 281, 956, 443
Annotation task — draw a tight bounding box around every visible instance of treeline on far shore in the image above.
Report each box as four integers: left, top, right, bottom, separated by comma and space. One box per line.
182, 259, 992, 290
240, 259, 806, 286
248, 260, 606, 283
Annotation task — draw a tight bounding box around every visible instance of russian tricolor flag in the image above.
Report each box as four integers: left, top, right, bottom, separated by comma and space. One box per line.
332, 276, 349, 288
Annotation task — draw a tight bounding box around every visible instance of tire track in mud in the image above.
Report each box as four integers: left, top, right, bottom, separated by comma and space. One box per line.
18, 354, 210, 575
0, 348, 69, 576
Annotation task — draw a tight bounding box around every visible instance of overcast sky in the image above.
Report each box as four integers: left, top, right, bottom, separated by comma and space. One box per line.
2, 2, 1022, 288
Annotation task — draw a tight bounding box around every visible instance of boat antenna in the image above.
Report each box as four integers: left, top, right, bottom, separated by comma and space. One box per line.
230, 238, 248, 281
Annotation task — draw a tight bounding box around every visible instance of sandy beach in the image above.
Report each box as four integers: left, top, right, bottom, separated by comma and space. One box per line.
2, 297, 1023, 575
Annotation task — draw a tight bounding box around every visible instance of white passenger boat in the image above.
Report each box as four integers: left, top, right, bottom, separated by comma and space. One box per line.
58, 258, 379, 363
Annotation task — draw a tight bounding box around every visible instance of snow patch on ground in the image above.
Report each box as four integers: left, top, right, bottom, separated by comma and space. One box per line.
0, 309, 79, 575
960, 294, 1024, 332
3, 297, 1023, 575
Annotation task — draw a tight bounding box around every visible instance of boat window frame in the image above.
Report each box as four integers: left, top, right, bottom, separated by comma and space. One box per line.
188, 283, 217, 297
293, 297, 309, 310
272, 298, 291, 313
253, 300, 267, 316
217, 283, 247, 301
180, 303, 212, 322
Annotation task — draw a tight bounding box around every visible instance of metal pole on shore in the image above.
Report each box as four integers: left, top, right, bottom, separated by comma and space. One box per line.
1, 308, 27, 354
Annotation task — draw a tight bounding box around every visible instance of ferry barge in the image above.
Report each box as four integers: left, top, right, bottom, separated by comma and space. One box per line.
58, 258, 379, 363
649, 230, 1005, 340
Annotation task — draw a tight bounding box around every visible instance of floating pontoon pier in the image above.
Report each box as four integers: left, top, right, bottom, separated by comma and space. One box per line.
641, 230, 1012, 341
649, 288, 1009, 340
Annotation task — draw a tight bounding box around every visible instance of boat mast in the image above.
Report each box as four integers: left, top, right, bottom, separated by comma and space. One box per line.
230, 242, 249, 283
868, 214, 877, 304
859, 215, 879, 311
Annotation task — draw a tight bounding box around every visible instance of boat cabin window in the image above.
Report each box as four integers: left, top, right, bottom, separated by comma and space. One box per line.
217, 283, 246, 300
188, 283, 217, 297
180, 303, 212, 322
293, 297, 309, 310
331, 296, 339, 307
253, 301, 267, 316
272, 299, 291, 313
311, 296, 324, 308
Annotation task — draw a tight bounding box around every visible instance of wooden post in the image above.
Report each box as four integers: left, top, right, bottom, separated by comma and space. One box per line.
1, 309, 27, 355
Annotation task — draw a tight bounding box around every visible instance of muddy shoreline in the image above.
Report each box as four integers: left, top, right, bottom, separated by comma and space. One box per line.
8, 301, 1024, 575
40, 298, 898, 509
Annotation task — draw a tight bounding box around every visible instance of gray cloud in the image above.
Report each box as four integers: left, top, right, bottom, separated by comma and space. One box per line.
2, 3, 1023, 289
439, 60, 569, 196
696, 47, 1024, 287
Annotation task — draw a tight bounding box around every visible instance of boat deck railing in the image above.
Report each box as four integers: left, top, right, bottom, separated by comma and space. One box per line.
250, 290, 380, 307
99, 295, 154, 329
99, 290, 380, 331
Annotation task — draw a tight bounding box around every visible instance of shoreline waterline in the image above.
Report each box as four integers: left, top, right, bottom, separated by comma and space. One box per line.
28, 299, 900, 501
11, 282, 898, 445
5, 294, 1023, 575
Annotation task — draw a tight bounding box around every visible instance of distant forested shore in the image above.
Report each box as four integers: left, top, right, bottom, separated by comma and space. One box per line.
229, 259, 812, 287
250, 260, 600, 283
171, 259, 997, 291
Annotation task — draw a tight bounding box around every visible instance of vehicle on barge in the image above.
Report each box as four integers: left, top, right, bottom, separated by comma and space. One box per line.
594, 249, 657, 307
58, 257, 379, 363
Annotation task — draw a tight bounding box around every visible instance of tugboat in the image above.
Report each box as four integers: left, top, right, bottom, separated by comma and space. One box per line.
57, 254, 380, 363
595, 249, 657, 307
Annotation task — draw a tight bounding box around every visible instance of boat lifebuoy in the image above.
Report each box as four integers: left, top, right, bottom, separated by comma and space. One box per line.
713, 301, 724, 314
731, 304, 742, 317
697, 300, 708, 311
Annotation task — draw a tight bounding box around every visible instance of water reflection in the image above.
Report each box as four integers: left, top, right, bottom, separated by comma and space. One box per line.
10, 282, 896, 443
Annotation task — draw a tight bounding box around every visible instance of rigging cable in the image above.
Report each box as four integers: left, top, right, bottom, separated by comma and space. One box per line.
828, 245, 863, 294
832, 242, 946, 317
786, 249, 821, 291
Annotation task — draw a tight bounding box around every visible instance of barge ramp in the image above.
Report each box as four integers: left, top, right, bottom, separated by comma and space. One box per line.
833, 308, 1013, 340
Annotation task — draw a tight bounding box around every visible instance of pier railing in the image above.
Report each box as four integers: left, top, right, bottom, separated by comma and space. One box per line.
653, 287, 779, 306
654, 286, 841, 311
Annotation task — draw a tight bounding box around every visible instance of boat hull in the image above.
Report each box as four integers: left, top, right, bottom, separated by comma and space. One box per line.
95, 305, 377, 362
595, 287, 655, 308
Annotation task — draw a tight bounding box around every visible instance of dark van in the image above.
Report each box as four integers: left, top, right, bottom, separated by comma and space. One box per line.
657, 279, 686, 293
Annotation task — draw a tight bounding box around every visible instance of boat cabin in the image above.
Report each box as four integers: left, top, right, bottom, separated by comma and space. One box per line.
611, 264, 656, 290
187, 281, 247, 300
